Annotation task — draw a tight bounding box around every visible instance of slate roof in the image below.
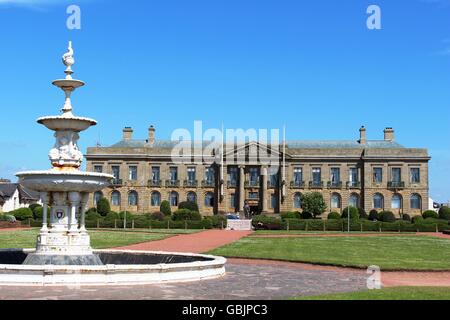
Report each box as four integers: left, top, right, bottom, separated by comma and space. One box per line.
0, 183, 39, 202
109, 139, 404, 149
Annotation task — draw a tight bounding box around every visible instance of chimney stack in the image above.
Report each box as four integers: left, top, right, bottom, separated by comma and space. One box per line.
148, 125, 155, 146
359, 126, 366, 144
384, 127, 395, 141
123, 127, 133, 140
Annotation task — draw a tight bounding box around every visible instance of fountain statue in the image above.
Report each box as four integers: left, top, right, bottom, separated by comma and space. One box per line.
0, 42, 226, 285
16, 41, 114, 265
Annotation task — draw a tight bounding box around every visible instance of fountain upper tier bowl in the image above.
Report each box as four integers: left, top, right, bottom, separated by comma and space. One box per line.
16, 170, 113, 193
37, 115, 97, 132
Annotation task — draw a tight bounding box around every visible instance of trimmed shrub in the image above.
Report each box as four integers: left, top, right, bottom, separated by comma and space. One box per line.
412, 215, 424, 224
150, 211, 165, 221
172, 209, 202, 221
160, 200, 171, 216
368, 210, 379, 221
252, 216, 282, 230
206, 215, 227, 228
422, 210, 439, 219
11, 208, 33, 221
327, 212, 341, 220
96, 197, 111, 216
342, 207, 359, 220
281, 211, 301, 220
379, 211, 396, 223
0, 214, 16, 222
33, 206, 43, 220
438, 206, 450, 221
29, 203, 42, 212
178, 201, 199, 212
86, 211, 102, 220
119, 211, 134, 220
402, 214, 411, 222
358, 208, 368, 220
105, 212, 120, 220
300, 211, 313, 220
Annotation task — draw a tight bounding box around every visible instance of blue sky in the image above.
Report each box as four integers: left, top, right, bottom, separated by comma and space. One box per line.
0, 0, 449, 202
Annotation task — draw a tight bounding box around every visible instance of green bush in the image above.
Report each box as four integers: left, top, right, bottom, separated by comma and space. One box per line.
178, 201, 199, 212
368, 210, 379, 221
301, 192, 327, 218
379, 211, 396, 223
438, 207, 450, 220
33, 206, 43, 220
119, 211, 134, 220
160, 200, 171, 216
150, 211, 165, 221
206, 215, 227, 228
29, 203, 42, 212
358, 208, 368, 219
105, 212, 120, 220
342, 207, 359, 220
172, 209, 202, 221
252, 216, 282, 229
412, 215, 424, 224
0, 214, 16, 222
281, 211, 301, 220
422, 210, 439, 219
327, 212, 341, 220
11, 208, 33, 221
402, 214, 411, 222
300, 211, 313, 219
96, 197, 111, 216
86, 211, 102, 220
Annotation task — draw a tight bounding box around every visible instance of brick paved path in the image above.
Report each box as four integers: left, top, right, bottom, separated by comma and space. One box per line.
0, 227, 31, 232
114, 229, 253, 253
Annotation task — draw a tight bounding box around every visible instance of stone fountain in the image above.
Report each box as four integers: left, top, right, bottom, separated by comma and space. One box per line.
0, 42, 225, 285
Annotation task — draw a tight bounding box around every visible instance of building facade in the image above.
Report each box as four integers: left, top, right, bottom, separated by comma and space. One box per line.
0, 180, 40, 213
86, 126, 430, 218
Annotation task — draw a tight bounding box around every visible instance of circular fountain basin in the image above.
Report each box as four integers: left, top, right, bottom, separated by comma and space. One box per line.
0, 249, 226, 286
16, 170, 113, 193
37, 115, 97, 132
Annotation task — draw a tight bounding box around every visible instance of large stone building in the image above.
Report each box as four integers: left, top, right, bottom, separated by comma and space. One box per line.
86, 126, 430, 217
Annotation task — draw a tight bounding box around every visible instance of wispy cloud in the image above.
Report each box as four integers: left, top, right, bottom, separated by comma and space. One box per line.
0, 0, 84, 10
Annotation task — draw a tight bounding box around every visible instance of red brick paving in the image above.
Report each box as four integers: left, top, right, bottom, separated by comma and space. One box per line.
0, 227, 32, 232
115, 229, 253, 253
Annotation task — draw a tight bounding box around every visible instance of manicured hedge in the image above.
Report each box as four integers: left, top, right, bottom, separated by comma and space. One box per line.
439, 206, 450, 221
423, 210, 439, 219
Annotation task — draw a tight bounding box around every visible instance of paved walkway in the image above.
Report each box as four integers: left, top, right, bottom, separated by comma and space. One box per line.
0, 227, 31, 233
115, 229, 253, 253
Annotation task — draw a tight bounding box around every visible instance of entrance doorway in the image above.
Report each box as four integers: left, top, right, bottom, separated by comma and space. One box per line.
249, 206, 260, 215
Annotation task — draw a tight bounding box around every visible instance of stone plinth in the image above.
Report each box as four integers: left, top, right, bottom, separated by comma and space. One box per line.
226, 219, 253, 231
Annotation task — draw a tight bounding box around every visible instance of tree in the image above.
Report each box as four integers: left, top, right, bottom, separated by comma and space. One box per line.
96, 197, 111, 217
178, 201, 199, 212
342, 207, 359, 220
160, 200, 172, 216
301, 192, 327, 218
439, 206, 450, 221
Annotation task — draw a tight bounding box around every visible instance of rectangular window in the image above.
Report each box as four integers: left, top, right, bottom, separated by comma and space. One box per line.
151, 167, 160, 182
330, 168, 340, 183
391, 168, 401, 183
169, 167, 178, 182
94, 165, 103, 173
129, 166, 138, 181
187, 167, 196, 182
249, 168, 259, 184
312, 168, 321, 184
271, 194, 277, 209
269, 172, 279, 187
248, 192, 259, 199
373, 168, 382, 183
293, 168, 303, 184
349, 168, 358, 183
111, 166, 120, 179
230, 193, 236, 208
205, 167, 215, 183
229, 167, 238, 185
410, 168, 420, 184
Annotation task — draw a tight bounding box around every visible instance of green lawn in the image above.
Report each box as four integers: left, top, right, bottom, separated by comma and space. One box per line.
252, 230, 413, 235
0, 229, 168, 249
90, 228, 203, 234
294, 287, 450, 300
209, 235, 450, 270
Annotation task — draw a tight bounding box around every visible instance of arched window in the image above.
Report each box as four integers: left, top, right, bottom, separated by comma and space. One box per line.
111, 191, 121, 206
205, 192, 214, 207
293, 193, 302, 209
128, 191, 138, 206
170, 191, 178, 206
331, 193, 341, 209
349, 193, 360, 208
391, 194, 402, 209
410, 194, 421, 210
94, 191, 103, 206
187, 192, 197, 203
373, 193, 384, 209
151, 191, 161, 207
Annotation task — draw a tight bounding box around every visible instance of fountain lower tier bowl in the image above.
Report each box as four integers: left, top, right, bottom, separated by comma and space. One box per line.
0, 249, 226, 286
16, 170, 113, 193
37, 115, 97, 132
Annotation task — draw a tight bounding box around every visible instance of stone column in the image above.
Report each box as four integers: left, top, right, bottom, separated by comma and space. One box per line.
68, 192, 81, 233
40, 192, 49, 233
239, 166, 245, 212
261, 166, 268, 213
80, 193, 89, 233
